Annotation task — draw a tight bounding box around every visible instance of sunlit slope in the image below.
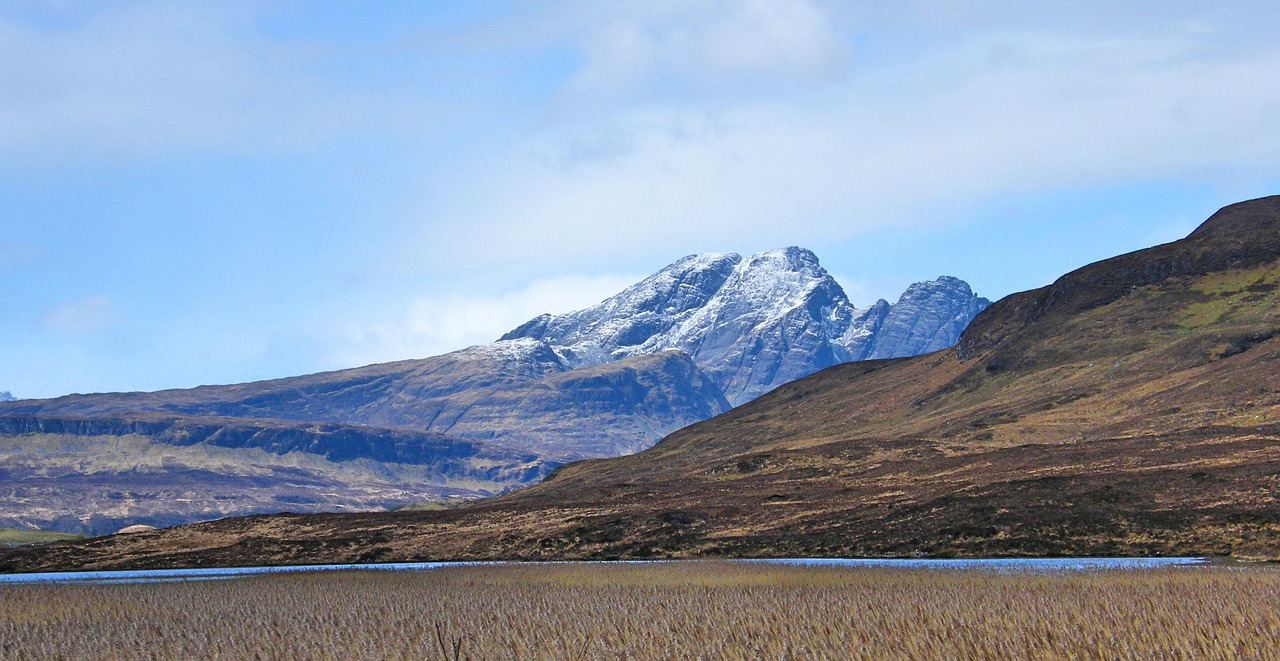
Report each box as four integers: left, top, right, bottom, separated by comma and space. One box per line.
500, 196, 1280, 556
5, 196, 1280, 570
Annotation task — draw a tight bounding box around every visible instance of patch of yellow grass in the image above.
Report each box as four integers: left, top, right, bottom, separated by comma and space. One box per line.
1181, 262, 1280, 329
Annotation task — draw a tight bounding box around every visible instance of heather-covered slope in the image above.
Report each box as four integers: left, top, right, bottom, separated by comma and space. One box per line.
7, 196, 1276, 570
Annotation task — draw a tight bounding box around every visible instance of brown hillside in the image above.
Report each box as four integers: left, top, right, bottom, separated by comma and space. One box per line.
4, 196, 1280, 571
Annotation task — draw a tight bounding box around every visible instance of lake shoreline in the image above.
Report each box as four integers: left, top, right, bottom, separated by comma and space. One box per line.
0, 556, 1214, 585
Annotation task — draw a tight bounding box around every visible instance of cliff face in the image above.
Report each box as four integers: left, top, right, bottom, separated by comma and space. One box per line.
866, 276, 991, 359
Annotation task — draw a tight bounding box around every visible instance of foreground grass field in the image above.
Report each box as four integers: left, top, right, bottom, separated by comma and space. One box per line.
2, 562, 1279, 660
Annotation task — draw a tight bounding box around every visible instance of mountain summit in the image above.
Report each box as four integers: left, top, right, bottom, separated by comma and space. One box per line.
0, 247, 984, 534
16, 197, 1280, 569
504, 247, 989, 404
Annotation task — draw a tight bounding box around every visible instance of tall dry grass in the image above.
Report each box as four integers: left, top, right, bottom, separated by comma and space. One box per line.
2, 562, 1278, 660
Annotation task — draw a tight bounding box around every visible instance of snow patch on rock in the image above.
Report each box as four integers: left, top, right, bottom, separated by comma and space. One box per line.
503, 247, 990, 406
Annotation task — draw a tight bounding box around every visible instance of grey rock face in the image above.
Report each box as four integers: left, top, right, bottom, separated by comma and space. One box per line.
433, 351, 731, 458
867, 276, 992, 359
501, 252, 742, 365
504, 248, 989, 405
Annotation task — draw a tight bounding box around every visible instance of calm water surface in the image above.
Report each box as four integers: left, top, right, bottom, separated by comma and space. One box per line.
0, 557, 1207, 585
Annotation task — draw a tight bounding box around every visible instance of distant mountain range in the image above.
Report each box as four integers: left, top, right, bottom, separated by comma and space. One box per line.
14, 196, 1279, 571
0, 248, 986, 534
0, 392, 14, 402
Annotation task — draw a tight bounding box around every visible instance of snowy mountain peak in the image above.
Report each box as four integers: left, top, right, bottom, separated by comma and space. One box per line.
748, 246, 822, 268
502, 249, 989, 405
0, 391, 14, 402
501, 251, 741, 359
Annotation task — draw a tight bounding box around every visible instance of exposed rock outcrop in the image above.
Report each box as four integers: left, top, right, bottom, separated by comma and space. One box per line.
504, 247, 988, 404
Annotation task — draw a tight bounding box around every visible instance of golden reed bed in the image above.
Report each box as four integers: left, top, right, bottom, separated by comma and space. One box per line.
2, 562, 1278, 660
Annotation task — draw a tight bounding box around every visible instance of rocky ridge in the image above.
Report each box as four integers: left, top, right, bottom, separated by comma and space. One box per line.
504, 247, 989, 404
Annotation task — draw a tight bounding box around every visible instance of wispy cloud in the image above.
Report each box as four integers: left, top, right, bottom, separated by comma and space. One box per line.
40, 295, 116, 334
5, 1, 1278, 397
0, 2, 435, 171
323, 273, 641, 368
561, 0, 850, 101
0, 242, 43, 268
414, 11, 1280, 272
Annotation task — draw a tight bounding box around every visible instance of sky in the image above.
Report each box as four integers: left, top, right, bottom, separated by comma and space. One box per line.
3, 1, 1279, 399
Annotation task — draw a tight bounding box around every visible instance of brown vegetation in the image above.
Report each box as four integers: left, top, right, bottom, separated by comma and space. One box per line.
3, 563, 1279, 660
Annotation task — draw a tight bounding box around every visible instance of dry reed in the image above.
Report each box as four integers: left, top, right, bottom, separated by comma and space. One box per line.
2, 561, 1278, 660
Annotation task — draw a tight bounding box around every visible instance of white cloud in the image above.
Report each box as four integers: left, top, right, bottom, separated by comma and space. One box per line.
0, 242, 42, 268
416, 23, 1280, 272
563, 0, 849, 98
40, 295, 116, 334
323, 273, 642, 368
0, 2, 420, 170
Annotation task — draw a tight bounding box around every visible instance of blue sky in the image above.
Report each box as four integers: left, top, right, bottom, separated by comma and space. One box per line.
3, 1, 1279, 398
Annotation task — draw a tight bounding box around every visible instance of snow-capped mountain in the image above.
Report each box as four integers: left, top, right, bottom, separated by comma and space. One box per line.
0, 391, 14, 402
1, 246, 988, 533
503, 247, 990, 405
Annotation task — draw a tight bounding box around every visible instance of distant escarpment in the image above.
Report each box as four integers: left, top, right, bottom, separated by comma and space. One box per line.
6, 196, 1279, 570
0, 247, 984, 534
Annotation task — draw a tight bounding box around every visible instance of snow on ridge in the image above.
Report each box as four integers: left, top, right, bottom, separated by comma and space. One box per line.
452, 338, 564, 366
636, 247, 848, 356
497, 247, 988, 405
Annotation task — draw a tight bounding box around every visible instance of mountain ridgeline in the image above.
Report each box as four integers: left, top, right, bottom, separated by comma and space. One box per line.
0, 248, 985, 534
503, 248, 989, 405
7, 196, 1276, 571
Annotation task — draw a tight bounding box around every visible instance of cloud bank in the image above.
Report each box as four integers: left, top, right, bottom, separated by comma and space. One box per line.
417, 1, 1280, 270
